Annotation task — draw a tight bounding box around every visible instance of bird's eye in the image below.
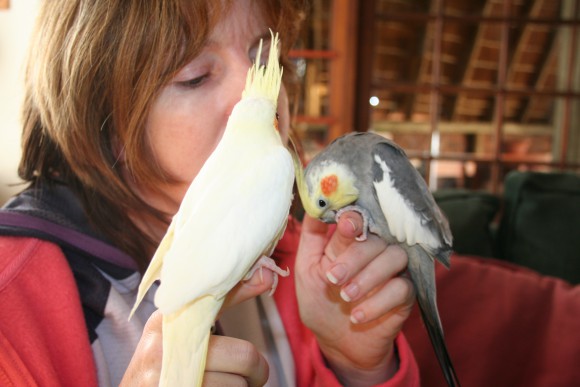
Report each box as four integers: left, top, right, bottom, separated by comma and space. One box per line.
318, 199, 327, 208
274, 112, 279, 131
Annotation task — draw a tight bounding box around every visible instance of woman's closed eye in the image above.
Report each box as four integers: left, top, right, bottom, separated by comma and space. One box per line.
177, 73, 209, 89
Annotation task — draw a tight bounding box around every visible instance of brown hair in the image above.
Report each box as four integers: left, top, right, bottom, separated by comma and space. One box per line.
19, 0, 307, 271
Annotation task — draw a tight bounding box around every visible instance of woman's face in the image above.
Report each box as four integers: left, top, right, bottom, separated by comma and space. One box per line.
137, 0, 289, 217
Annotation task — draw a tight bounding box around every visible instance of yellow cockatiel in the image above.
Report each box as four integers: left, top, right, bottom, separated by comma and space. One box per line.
130, 33, 294, 386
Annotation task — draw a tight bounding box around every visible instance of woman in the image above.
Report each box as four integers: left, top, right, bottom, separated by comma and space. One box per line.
0, 0, 418, 385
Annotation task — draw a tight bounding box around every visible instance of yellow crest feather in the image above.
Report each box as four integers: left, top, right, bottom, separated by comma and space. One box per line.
242, 31, 283, 104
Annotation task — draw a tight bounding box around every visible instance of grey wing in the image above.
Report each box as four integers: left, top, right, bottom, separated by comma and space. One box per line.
371, 140, 453, 265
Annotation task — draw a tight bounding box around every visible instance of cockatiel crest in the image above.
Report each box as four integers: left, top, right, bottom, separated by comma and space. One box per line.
130, 31, 294, 386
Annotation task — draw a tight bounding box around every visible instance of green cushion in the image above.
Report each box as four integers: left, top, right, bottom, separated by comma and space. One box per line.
433, 189, 500, 258
498, 171, 580, 284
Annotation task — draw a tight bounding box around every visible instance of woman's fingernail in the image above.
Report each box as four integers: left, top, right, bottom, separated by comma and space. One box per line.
346, 217, 358, 233
326, 264, 347, 285
350, 310, 365, 324
340, 283, 359, 302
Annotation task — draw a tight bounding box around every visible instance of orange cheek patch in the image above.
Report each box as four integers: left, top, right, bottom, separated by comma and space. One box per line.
321, 174, 338, 196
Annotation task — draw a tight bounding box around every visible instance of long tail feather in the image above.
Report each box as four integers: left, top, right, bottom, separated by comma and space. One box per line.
406, 245, 461, 387
160, 297, 222, 387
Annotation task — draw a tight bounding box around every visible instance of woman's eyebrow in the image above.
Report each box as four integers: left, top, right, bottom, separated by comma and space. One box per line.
203, 30, 272, 51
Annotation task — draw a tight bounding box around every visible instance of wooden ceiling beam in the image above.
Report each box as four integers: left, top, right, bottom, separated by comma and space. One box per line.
504, 0, 553, 120
520, 40, 558, 122
451, 0, 499, 121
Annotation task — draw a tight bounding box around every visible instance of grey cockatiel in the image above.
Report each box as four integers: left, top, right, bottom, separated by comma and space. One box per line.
293, 131, 460, 387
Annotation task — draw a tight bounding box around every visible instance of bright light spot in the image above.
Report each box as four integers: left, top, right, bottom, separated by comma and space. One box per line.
369, 96, 379, 106
295, 59, 306, 78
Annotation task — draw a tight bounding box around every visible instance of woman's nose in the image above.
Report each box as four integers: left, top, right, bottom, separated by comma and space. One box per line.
223, 57, 253, 116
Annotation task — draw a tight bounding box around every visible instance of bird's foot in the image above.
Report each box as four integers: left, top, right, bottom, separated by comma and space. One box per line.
336, 205, 371, 242
243, 256, 290, 296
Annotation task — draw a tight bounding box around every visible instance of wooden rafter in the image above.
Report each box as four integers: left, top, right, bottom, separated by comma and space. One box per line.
520, 33, 558, 122
451, 0, 501, 121
504, 0, 559, 120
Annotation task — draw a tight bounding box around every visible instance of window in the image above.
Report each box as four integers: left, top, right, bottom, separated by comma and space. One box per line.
297, 0, 580, 192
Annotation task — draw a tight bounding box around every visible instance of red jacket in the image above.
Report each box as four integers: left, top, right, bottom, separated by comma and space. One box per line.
0, 237, 97, 386
0, 226, 420, 386
4, 223, 580, 386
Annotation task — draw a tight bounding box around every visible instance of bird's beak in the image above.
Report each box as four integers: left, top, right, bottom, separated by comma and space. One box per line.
320, 210, 337, 224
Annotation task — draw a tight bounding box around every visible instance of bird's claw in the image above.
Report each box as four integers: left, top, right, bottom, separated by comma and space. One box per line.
336, 205, 371, 242
244, 256, 290, 295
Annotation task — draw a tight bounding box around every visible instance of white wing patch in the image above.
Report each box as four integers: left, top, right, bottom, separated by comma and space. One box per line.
372, 154, 439, 249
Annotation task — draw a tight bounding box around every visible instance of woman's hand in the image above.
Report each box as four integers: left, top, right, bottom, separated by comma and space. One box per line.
120, 268, 277, 386
295, 212, 416, 386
